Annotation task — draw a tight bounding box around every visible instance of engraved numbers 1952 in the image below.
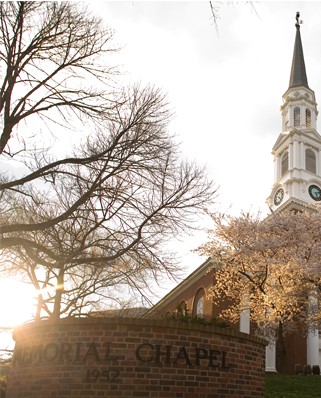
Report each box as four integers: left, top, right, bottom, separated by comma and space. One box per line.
85, 368, 120, 383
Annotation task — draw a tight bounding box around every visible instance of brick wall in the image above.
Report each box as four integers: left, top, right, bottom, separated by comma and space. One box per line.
7, 318, 266, 398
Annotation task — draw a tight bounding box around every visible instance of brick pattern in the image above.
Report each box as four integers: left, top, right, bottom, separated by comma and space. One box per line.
7, 318, 266, 398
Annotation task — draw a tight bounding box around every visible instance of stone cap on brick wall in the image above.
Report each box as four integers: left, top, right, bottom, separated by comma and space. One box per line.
13, 317, 267, 346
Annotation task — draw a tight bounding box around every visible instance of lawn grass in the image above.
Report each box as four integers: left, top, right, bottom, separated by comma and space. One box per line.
265, 373, 321, 397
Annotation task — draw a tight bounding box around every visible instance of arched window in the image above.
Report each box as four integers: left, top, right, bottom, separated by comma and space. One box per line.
306, 148, 316, 173
294, 107, 300, 127
193, 288, 205, 316
281, 151, 289, 176
306, 109, 311, 127
196, 297, 204, 316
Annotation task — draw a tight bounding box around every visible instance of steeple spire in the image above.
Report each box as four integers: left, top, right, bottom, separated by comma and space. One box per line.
289, 12, 309, 89
267, 12, 321, 215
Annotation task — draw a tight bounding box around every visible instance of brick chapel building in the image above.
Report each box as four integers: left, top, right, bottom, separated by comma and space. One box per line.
146, 14, 321, 374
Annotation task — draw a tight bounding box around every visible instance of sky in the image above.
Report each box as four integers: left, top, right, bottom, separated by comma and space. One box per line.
3, 1, 321, 335
87, 1, 321, 276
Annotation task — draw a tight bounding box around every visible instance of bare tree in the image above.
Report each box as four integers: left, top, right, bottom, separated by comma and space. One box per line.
0, 2, 217, 319
209, 2, 260, 36
0, 1, 118, 155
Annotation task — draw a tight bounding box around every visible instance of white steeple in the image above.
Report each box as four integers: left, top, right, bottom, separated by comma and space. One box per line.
266, 14, 321, 371
266, 13, 321, 213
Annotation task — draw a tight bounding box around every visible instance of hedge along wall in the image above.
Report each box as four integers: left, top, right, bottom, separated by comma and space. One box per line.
7, 318, 267, 398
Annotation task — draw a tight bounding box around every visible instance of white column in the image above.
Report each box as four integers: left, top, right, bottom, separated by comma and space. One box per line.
293, 140, 299, 169
307, 329, 320, 366
274, 157, 278, 182
318, 149, 321, 177
239, 308, 250, 334
299, 142, 304, 170
312, 106, 317, 130
288, 143, 293, 170
265, 339, 277, 372
307, 293, 320, 366
319, 335, 321, 367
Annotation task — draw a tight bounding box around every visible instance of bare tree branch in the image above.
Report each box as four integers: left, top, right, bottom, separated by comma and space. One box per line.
0, 3, 217, 319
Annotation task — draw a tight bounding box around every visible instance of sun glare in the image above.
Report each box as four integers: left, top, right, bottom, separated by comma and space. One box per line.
0, 278, 35, 328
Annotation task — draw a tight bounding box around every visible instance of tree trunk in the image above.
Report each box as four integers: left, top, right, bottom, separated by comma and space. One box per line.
276, 321, 286, 373
35, 294, 43, 320
53, 267, 65, 319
